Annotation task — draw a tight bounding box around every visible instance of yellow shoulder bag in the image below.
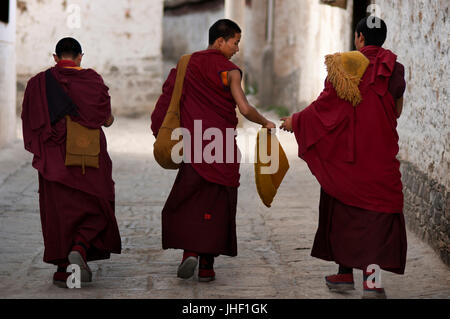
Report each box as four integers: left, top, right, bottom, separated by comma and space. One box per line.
153, 54, 192, 170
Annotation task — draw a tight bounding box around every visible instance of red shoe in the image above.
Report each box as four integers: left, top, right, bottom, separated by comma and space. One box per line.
53, 271, 70, 288
177, 251, 198, 279
325, 273, 355, 291
68, 243, 92, 282
363, 280, 387, 299
198, 255, 215, 282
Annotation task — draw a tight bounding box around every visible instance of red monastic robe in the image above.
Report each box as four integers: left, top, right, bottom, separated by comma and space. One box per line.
292, 46, 404, 214
152, 49, 242, 187
151, 50, 242, 256
22, 60, 121, 265
293, 46, 407, 274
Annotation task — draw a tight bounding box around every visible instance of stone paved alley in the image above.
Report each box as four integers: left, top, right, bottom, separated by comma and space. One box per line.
0, 115, 449, 299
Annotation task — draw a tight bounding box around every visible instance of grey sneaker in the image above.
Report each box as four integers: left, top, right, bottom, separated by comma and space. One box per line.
177, 256, 198, 279
68, 250, 92, 283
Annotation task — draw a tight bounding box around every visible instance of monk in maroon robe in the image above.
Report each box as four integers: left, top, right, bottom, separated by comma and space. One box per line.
21, 38, 121, 288
280, 17, 407, 299
151, 20, 275, 282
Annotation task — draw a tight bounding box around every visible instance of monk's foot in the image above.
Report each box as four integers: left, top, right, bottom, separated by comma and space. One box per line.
362, 280, 387, 299
362, 287, 387, 299
198, 269, 216, 282
325, 273, 355, 291
198, 255, 215, 283
177, 251, 198, 279
53, 271, 70, 288
68, 244, 92, 282
362, 269, 387, 299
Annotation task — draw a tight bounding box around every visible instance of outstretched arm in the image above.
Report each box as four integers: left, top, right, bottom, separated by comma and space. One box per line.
280, 116, 293, 133
229, 70, 275, 129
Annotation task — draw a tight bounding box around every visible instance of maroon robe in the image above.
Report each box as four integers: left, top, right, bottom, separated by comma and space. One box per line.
162, 163, 238, 256
312, 189, 407, 274
151, 50, 241, 256
292, 46, 407, 273
292, 46, 404, 214
22, 60, 121, 265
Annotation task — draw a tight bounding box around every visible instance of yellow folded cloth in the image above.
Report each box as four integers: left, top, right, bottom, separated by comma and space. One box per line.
325, 50, 370, 106
254, 129, 290, 208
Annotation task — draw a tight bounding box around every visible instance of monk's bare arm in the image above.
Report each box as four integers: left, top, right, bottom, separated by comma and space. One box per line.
396, 97, 404, 118
229, 70, 275, 129
104, 115, 114, 127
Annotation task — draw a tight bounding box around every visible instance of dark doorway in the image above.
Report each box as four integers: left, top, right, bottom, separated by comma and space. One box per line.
351, 0, 371, 50
0, 0, 9, 23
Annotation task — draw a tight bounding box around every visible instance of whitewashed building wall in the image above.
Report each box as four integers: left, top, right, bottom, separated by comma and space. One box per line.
16, 0, 164, 116
0, 0, 16, 148
376, 0, 449, 265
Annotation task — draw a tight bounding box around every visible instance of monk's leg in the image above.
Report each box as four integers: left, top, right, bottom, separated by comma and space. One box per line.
177, 250, 199, 279
177, 250, 219, 282
338, 265, 353, 274
163, 164, 237, 281
52, 262, 71, 288
362, 267, 386, 299
39, 174, 120, 284
66, 198, 117, 283
198, 254, 215, 282
325, 266, 355, 291
313, 188, 404, 298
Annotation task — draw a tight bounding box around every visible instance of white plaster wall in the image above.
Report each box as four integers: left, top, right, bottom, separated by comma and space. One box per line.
163, 6, 224, 63
225, 0, 245, 69
263, 0, 353, 109
16, 0, 164, 115
0, 0, 17, 148
375, 0, 449, 188
297, 0, 353, 105
243, 0, 267, 88
273, 0, 301, 79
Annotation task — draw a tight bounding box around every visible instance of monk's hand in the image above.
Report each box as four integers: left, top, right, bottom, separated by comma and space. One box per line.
104, 115, 114, 127
263, 120, 276, 131
280, 116, 293, 133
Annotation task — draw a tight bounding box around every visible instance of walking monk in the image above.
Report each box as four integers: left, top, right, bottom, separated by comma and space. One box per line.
21, 38, 121, 288
280, 17, 407, 299
151, 19, 276, 282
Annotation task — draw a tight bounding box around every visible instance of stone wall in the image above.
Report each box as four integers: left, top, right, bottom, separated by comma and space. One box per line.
16, 0, 164, 116
375, 0, 449, 265
0, 0, 16, 149
401, 162, 449, 266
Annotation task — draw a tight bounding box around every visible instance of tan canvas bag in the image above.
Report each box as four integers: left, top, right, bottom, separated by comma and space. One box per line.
65, 115, 100, 175
153, 54, 192, 170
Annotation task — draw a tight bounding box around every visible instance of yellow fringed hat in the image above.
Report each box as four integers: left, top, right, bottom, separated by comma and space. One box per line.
254, 129, 290, 208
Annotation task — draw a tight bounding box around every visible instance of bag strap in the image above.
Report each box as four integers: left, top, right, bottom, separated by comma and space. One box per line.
45, 69, 79, 125
164, 54, 192, 121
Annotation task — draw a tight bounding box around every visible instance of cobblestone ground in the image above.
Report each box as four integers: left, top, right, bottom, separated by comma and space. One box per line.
0, 115, 449, 299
